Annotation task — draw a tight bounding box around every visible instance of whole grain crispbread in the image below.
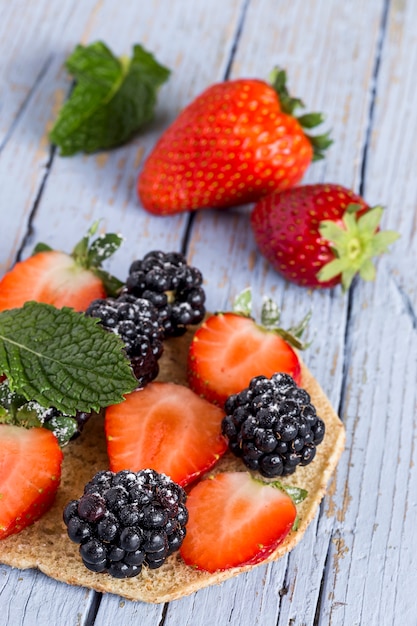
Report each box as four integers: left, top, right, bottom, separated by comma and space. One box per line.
0, 326, 345, 603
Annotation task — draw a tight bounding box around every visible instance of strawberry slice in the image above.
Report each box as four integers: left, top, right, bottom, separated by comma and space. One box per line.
180, 472, 297, 572
0, 251, 105, 312
0, 424, 63, 539
105, 382, 227, 486
0, 223, 122, 312
188, 311, 303, 407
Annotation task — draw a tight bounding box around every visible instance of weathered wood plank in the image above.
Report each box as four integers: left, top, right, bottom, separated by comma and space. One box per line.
0, 0, 249, 623
184, 0, 388, 623
0, 0, 75, 148
318, 0, 417, 623
0, 0, 415, 624
0, 565, 97, 625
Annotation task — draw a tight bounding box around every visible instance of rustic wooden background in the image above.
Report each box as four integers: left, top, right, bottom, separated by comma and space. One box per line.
0, 0, 416, 624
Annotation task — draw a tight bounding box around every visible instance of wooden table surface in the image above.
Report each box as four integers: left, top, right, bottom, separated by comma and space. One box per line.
1, 1, 416, 624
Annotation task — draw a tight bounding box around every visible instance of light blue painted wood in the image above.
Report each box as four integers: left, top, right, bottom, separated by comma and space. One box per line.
0, 565, 97, 625
0, 0, 416, 624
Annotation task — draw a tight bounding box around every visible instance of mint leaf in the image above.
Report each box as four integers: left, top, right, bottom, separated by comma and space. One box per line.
50, 42, 170, 155
0, 302, 137, 415
261, 297, 281, 328
232, 288, 252, 317
43, 414, 78, 446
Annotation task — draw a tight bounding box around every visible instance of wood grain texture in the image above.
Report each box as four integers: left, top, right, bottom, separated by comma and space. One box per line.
317, 0, 417, 623
187, 2, 385, 620
0, 0, 415, 623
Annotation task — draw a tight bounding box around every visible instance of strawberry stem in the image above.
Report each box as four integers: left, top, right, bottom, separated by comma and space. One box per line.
33, 221, 124, 296
317, 204, 400, 291
268, 67, 333, 160
232, 288, 311, 350
252, 474, 308, 504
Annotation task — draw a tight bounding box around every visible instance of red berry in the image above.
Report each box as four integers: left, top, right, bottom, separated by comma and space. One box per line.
138, 69, 330, 215
251, 183, 399, 290
187, 312, 301, 407
180, 471, 296, 572
0, 225, 122, 312
105, 382, 227, 487
0, 425, 63, 539
0, 251, 106, 312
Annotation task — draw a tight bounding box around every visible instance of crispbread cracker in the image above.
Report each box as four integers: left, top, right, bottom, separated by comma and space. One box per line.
0, 327, 345, 603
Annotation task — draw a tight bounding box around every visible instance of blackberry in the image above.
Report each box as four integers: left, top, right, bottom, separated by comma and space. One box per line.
86, 294, 164, 387
222, 373, 325, 478
123, 250, 206, 337
63, 469, 188, 579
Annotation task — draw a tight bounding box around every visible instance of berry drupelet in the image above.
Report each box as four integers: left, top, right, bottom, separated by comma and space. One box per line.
86, 294, 164, 387
123, 250, 206, 337
64, 469, 188, 579
222, 373, 325, 478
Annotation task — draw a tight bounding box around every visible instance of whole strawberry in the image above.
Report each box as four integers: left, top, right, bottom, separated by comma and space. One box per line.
250, 184, 399, 290
138, 69, 331, 215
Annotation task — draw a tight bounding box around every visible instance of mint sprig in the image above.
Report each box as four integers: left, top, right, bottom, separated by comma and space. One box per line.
0, 302, 137, 415
50, 42, 171, 155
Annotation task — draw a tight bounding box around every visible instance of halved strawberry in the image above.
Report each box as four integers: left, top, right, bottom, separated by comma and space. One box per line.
0, 222, 123, 312
187, 290, 308, 407
105, 381, 227, 486
0, 424, 63, 539
180, 472, 297, 572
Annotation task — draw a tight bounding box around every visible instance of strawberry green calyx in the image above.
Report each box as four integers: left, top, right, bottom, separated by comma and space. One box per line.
317, 204, 400, 291
252, 475, 308, 504
269, 67, 332, 161
232, 288, 311, 350
33, 221, 124, 296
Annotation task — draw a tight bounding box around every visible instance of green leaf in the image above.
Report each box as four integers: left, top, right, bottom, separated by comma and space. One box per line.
317, 203, 400, 289
0, 380, 27, 416
357, 205, 384, 234
43, 415, 78, 446
286, 310, 312, 341
88, 233, 124, 266
261, 297, 281, 328
370, 230, 400, 254
93, 268, 124, 297
319, 220, 350, 246
309, 131, 334, 161
281, 484, 308, 504
67, 222, 124, 291
50, 42, 171, 155
358, 258, 376, 282
317, 258, 347, 282
269, 480, 308, 504
297, 112, 324, 129
32, 242, 53, 255
268, 66, 332, 160
340, 267, 357, 291
0, 302, 137, 415
233, 288, 252, 317
269, 67, 305, 116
